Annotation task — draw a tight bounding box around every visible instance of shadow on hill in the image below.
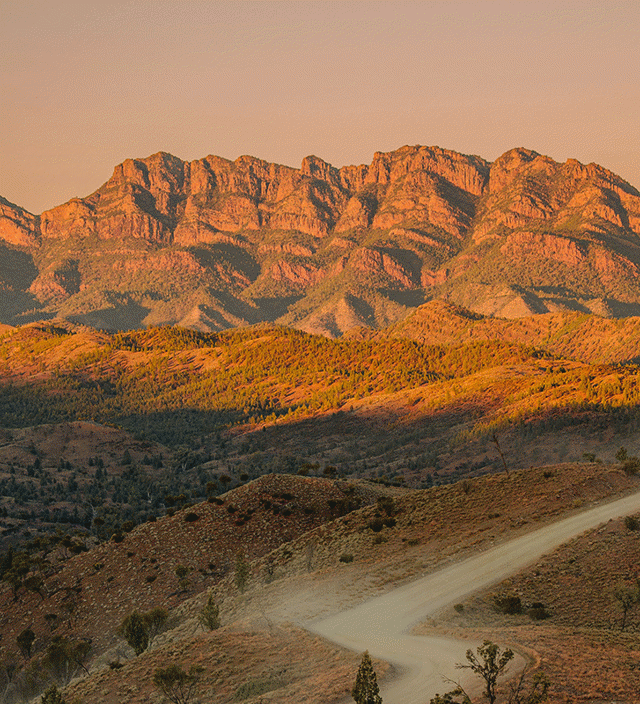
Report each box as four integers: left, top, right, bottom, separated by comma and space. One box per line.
68, 302, 151, 331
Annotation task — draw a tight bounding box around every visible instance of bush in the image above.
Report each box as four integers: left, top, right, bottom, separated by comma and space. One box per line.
118, 611, 148, 655
118, 607, 168, 654
40, 685, 66, 704
493, 594, 522, 615
339, 553, 354, 563
453, 603, 464, 613
199, 593, 220, 631
616, 447, 629, 462
184, 512, 199, 523
235, 550, 250, 593
622, 457, 640, 475
153, 664, 202, 704
528, 602, 549, 620
368, 517, 384, 533
624, 515, 640, 531
376, 496, 396, 516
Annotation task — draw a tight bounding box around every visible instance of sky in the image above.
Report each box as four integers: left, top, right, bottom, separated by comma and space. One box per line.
1, 0, 639, 215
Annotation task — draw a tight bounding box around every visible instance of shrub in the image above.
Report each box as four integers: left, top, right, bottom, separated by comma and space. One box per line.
184, 512, 199, 523
368, 517, 384, 533
175, 565, 189, 580
528, 602, 549, 620
454, 603, 464, 613
118, 607, 168, 654
109, 660, 124, 670
339, 553, 354, 563
153, 664, 202, 704
383, 517, 396, 528
198, 593, 220, 631
40, 685, 66, 704
235, 550, 250, 593
376, 496, 396, 516
352, 651, 382, 704
493, 594, 522, 615
624, 515, 640, 531
42, 635, 91, 684
118, 611, 148, 655
622, 457, 640, 475
616, 447, 628, 462
16, 628, 35, 658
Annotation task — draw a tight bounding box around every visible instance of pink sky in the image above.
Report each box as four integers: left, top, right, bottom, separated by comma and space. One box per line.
1, 0, 639, 215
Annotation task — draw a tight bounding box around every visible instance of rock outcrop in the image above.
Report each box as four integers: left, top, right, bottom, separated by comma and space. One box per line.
2, 144, 640, 331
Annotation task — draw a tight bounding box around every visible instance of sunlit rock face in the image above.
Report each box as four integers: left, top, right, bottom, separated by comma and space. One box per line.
2, 145, 640, 332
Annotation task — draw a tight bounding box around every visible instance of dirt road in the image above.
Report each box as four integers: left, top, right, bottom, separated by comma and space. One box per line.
306, 488, 640, 703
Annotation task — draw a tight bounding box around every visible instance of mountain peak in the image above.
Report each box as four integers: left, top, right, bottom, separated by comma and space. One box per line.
1, 144, 640, 331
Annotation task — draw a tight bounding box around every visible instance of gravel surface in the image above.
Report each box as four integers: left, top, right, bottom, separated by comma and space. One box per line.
306, 488, 640, 703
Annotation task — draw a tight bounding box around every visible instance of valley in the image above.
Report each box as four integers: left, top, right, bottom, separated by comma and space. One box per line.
1, 143, 639, 703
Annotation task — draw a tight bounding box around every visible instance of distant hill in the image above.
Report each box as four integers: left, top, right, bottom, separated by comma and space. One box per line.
1, 145, 640, 333
379, 299, 640, 364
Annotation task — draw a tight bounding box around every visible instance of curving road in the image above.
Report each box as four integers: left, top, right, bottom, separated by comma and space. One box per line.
306, 488, 640, 704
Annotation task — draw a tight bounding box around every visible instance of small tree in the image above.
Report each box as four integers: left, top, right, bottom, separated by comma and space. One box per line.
235, 550, 250, 593
41, 684, 67, 704
41, 636, 91, 685
144, 607, 169, 646
351, 650, 382, 704
198, 593, 220, 631
460, 641, 514, 704
506, 671, 550, 704
118, 611, 149, 655
615, 447, 628, 462
613, 582, 640, 631
152, 664, 202, 704
431, 641, 513, 704
175, 565, 190, 591
16, 628, 35, 659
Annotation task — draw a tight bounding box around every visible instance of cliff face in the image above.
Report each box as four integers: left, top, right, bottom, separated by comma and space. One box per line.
1, 145, 640, 333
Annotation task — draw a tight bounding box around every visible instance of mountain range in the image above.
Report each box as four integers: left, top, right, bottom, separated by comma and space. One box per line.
2, 145, 640, 334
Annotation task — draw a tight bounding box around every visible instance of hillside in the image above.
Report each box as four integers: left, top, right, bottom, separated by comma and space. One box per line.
383, 299, 640, 364
1, 145, 640, 334
2, 465, 639, 703
1, 319, 640, 548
